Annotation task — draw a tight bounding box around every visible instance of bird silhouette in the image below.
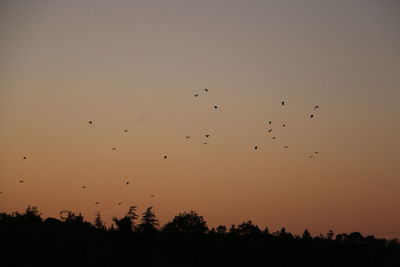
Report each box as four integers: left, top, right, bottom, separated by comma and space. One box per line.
194, 94, 199, 97
88, 121, 93, 125
204, 142, 207, 145
315, 105, 319, 109
282, 124, 286, 127
95, 202, 99, 205
268, 121, 272, 125
204, 88, 208, 92
23, 156, 27, 160
118, 202, 122, 205
267, 129, 272, 133
19, 180, 24, 183
112, 147, 116, 150
284, 146, 288, 148
164, 155, 168, 159
205, 134, 210, 138
310, 114, 314, 118
309, 155, 314, 158
124, 129, 128, 132
214, 105, 218, 109
282, 101, 285, 106
254, 146, 258, 150
272, 137, 276, 140
186, 136, 191, 139
150, 194, 155, 198
314, 151, 319, 154
126, 181, 130, 185
82, 186, 86, 189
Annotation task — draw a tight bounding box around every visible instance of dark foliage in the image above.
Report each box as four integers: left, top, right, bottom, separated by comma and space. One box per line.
0, 206, 399, 267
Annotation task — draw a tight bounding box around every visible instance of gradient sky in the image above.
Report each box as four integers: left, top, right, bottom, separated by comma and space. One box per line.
1, 0, 399, 238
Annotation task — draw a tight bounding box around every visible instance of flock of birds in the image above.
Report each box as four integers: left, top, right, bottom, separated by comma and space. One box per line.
2, 88, 321, 205
255, 101, 320, 155
11, 152, 156, 205
191, 90, 321, 154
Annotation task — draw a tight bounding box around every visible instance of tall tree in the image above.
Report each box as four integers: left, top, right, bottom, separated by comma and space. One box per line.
94, 211, 106, 230
138, 206, 159, 233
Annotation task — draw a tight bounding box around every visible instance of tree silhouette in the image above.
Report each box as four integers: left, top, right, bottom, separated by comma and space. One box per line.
1, 206, 399, 267
302, 229, 312, 240
138, 206, 159, 233
216, 225, 227, 234
263, 227, 271, 235
94, 211, 106, 230
229, 224, 236, 234
60, 210, 85, 224
112, 205, 138, 232
327, 229, 335, 240
235, 220, 262, 236
277, 227, 294, 239
21, 205, 42, 224
162, 211, 208, 234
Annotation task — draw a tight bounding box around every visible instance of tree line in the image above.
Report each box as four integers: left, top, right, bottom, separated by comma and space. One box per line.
1, 205, 399, 267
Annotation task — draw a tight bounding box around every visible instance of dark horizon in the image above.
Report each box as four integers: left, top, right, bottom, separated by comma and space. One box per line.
2, 204, 400, 240
1, 205, 399, 267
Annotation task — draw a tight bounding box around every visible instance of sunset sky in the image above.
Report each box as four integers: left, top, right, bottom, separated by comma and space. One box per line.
1, 0, 399, 238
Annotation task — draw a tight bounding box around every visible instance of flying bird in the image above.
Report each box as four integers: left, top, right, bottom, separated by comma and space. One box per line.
309, 155, 314, 158
204, 142, 207, 145
23, 156, 27, 160
282, 124, 286, 127
203, 88, 208, 92
194, 94, 199, 97
95, 202, 99, 205
284, 146, 288, 148
19, 180, 24, 183
82, 186, 86, 189
126, 181, 130, 185
164, 155, 168, 159
205, 134, 210, 138
118, 202, 122, 205
314, 151, 319, 154
214, 105, 218, 109
150, 194, 155, 198
272, 137, 276, 140
254, 146, 258, 150
186, 136, 191, 139
124, 129, 128, 132
112, 147, 116, 150
268, 121, 272, 125
310, 114, 314, 118
267, 129, 272, 133
315, 105, 319, 109
282, 101, 285, 106
88, 121, 93, 125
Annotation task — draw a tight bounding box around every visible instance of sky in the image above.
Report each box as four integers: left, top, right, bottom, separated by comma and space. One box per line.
0, 0, 399, 238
